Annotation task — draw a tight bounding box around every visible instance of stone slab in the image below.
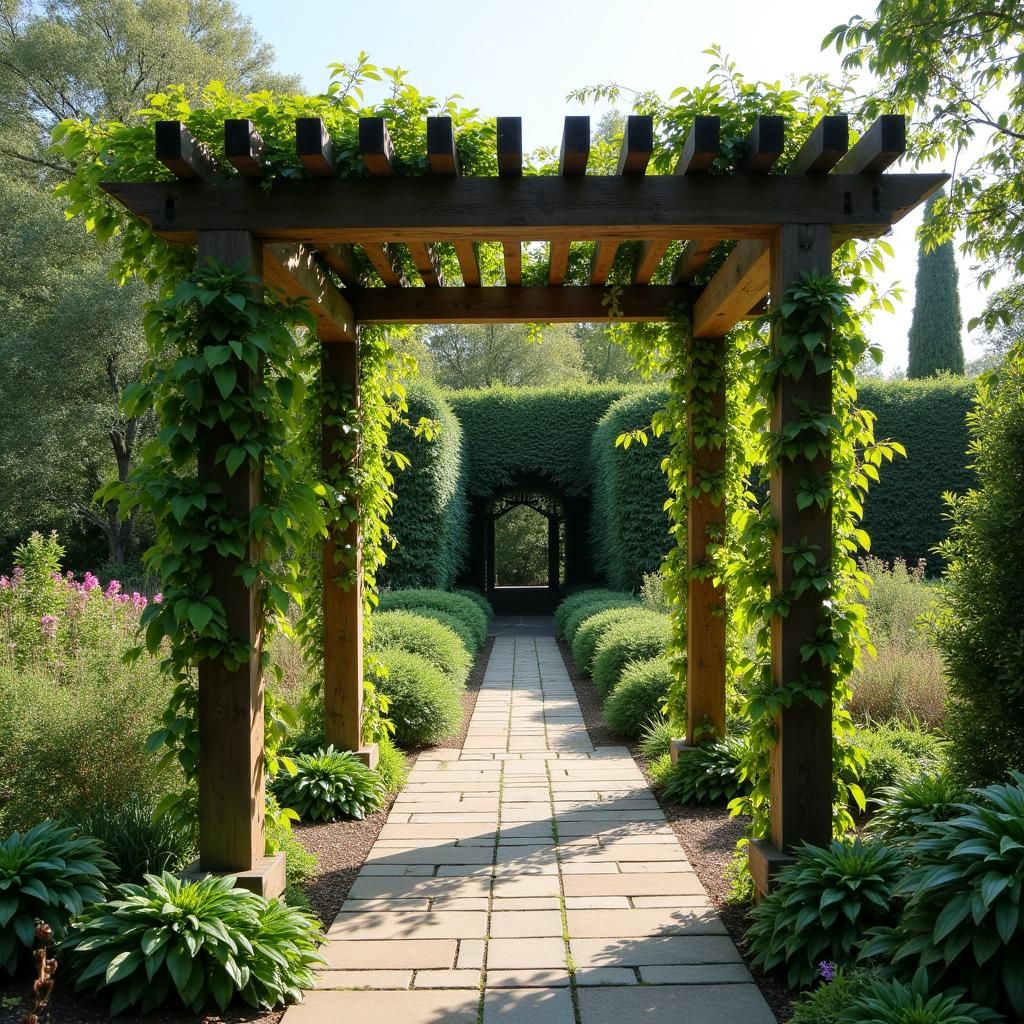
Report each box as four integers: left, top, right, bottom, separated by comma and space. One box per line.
576, 983, 776, 1024
321, 938, 456, 970
282, 989, 479, 1024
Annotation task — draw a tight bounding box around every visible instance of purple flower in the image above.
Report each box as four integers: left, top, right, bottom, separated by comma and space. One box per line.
105, 580, 121, 598
153, 593, 163, 604
82, 572, 100, 592
818, 961, 837, 983
131, 592, 147, 609
0, 576, 9, 590
40, 614, 58, 639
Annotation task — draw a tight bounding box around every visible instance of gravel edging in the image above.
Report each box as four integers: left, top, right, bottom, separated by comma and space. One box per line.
556, 637, 794, 1023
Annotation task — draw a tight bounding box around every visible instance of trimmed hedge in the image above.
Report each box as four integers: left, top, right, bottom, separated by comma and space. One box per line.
604, 656, 674, 739
382, 381, 469, 590
570, 604, 646, 674
555, 589, 623, 638
368, 611, 471, 686
370, 648, 463, 747
377, 589, 488, 649
592, 612, 673, 698
590, 389, 673, 591
413, 608, 478, 653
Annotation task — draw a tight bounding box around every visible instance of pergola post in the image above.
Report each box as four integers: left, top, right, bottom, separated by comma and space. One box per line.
322, 338, 377, 767
750, 223, 834, 897
195, 230, 284, 898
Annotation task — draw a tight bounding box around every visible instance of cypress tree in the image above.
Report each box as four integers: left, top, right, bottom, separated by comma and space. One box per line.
907, 193, 965, 377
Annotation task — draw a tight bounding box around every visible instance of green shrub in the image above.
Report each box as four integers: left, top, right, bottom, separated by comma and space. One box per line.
378, 589, 487, 649
70, 795, 195, 885
638, 716, 675, 759
852, 723, 944, 800
369, 610, 472, 685
839, 975, 1002, 1024
640, 570, 670, 612
563, 596, 638, 648
861, 772, 1024, 1016
272, 746, 385, 822
64, 872, 324, 1013
569, 602, 641, 672
265, 799, 317, 904
376, 733, 409, 793
604, 656, 674, 739
555, 589, 622, 637
0, 820, 113, 975
412, 607, 477, 652
590, 388, 673, 590
790, 967, 881, 1024
647, 752, 675, 789
746, 838, 906, 989
381, 381, 469, 590
455, 588, 492, 625
865, 771, 968, 845
371, 648, 463, 747
661, 737, 749, 805
592, 611, 672, 698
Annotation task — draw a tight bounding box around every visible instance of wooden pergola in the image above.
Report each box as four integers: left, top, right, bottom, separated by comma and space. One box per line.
105, 111, 943, 898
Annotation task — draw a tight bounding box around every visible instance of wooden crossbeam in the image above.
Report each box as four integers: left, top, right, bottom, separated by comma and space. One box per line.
359, 117, 395, 176
427, 116, 480, 286
408, 241, 444, 287
224, 119, 265, 178
559, 116, 591, 176
296, 118, 334, 176
319, 244, 361, 285
263, 242, 355, 342
498, 117, 523, 285
361, 242, 407, 288
671, 239, 717, 284
347, 285, 697, 324
102, 172, 947, 245
155, 120, 217, 180
788, 115, 849, 174
591, 116, 654, 285
691, 241, 769, 337
739, 116, 786, 174
834, 114, 906, 174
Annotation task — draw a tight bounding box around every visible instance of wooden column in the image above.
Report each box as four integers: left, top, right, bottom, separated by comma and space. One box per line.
685, 336, 727, 745
750, 223, 834, 896
195, 230, 283, 897
322, 340, 374, 765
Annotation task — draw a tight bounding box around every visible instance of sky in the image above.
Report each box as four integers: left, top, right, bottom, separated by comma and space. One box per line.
237, 0, 995, 372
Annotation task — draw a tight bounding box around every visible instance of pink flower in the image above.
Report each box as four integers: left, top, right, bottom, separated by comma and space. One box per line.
11, 568, 24, 587
0, 576, 9, 590
40, 614, 58, 639
105, 580, 121, 598
118, 594, 130, 604
153, 593, 163, 604
82, 572, 100, 592
131, 592, 147, 609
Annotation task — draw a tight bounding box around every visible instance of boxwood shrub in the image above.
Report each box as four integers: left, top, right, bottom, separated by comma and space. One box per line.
369, 610, 472, 685
370, 647, 463, 747
555, 589, 623, 637
591, 611, 672, 698
604, 656, 674, 739
377, 589, 488, 649
563, 595, 639, 647
411, 607, 478, 653
571, 603, 646, 674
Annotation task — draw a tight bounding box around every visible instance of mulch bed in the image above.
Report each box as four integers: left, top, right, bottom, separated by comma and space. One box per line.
557, 638, 794, 1024
0, 639, 494, 1024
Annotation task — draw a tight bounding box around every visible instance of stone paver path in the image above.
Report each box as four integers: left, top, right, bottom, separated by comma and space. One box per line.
283, 634, 775, 1024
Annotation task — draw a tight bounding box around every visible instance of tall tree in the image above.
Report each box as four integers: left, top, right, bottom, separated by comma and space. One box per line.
907, 193, 965, 378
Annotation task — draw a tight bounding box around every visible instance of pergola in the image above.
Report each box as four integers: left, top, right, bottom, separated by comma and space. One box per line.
104, 110, 943, 898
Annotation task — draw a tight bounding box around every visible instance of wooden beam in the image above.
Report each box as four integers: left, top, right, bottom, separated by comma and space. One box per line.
834, 114, 906, 174
263, 242, 356, 342
359, 117, 395, 176
296, 117, 334, 176
591, 116, 654, 285
559, 116, 590, 176
739, 115, 785, 174
497, 116, 523, 176
408, 240, 444, 287
361, 242, 407, 287
224, 119, 265, 178
101, 173, 949, 245
676, 116, 720, 174
788, 115, 849, 174
427, 116, 459, 175
671, 239, 716, 284
691, 241, 769, 337
347, 284, 695, 324
322, 341, 364, 756
319, 244, 361, 285
155, 120, 217, 180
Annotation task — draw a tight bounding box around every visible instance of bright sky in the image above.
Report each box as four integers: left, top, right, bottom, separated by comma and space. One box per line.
238, 0, 994, 372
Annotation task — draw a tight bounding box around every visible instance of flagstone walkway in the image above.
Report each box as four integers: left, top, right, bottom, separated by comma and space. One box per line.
283, 631, 775, 1024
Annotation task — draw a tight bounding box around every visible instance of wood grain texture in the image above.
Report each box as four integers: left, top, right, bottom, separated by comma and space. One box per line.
617, 115, 654, 175
319, 243, 361, 284
427, 116, 459, 175
296, 117, 334, 176
788, 115, 849, 174
739, 115, 786, 174
362, 242, 407, 287
559, 116, 591, 176
677, 116, 720, 174
155, 120, 218, 180
359, 117, 395, 176
834, 114, 906, 174
224, 119, 265, 178
671, 239, 717, 284
263, 242, 356, 341
691, 241, 768, 337
502, 241, 521, 286
497, 117, 523, 177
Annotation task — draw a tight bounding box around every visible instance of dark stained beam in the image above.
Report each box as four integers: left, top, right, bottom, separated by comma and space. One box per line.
691, 240, 769, 337
101, 173, 949, 245
319, 244, 361, 285
559, 116, 591, 176
834, 114, 906, 174
361, 242, 407, 287
296, 118, 334, 176
224, 119, 265, 178
788, 115, 849, 174
347, 285, 697, 324
155, 120, 217, 180
671, 238, 717, 284
497, 116, 523, 176
263, 242, 356, 342
359, 117, 395, 176
739, 115, 786, 174
677, 116, 720, 174
426, 116, 480, 285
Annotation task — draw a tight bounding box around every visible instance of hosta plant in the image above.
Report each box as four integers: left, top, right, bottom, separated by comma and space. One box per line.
865, 771, 968, 847
837, 971, 1003, 1024
662, 737, 750, 805
746, 838, 906, 988
63, 872, 324, 1013
0, 820, 113, 975
272, 746, 386, 822
860, 773, 1024, 1016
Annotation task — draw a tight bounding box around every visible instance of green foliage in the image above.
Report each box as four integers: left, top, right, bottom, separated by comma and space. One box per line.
368, 611, 471, 686
591, 612, 672, 698
838, 975, 1002, 1024
377, 589, 488, 649
934, 345, 1024, 785
661, 738, 749, 805
638, 717, 675, 760
858, 377, 975, 573
376, 734, 410, 793
789, 967, 881, 1024
604, 656, 674, 739
570, 603, 644, 674
0, 820, 112, 976
861, 773, 1024, 1016
590, 389, 674, 590
64, 872, 323, 1014
908, 195, 965, 379
494, 503, 550, 586
272, 747, 386, 822
455, 589, 493, 625
264, 801, 317, 903
746, 839, 906, 989
381, 381, 468, 590
70, 795, 195, 886
865, 771, 968, 846
411, 607, 478, 653
370, 648, 463, 748
555, 589, 623, 638
851, 723, 944, 801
